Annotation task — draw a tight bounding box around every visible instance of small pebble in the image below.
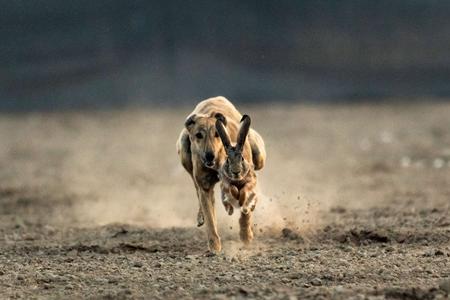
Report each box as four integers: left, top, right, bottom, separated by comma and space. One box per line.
133, 261, 143, 268
311, 278, 322, 286
433, 158, 445, 169
435, 250, 444, 256
400, 156, 411, 168
380, 131, 393, 144
108, 278, 119, 284
281, 277, 291, 283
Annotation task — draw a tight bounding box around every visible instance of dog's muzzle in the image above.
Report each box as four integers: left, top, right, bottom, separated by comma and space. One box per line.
203, 152, 215, 168
203, 160, 215, 168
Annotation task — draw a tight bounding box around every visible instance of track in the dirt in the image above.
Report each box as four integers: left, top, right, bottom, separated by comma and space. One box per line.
1, 103, 450, 299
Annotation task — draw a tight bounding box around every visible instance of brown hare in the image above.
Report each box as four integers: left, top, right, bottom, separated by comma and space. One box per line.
215, 115, 258, 243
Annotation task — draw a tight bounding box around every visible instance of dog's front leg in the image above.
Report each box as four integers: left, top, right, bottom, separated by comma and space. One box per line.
194, 183, 204, 227
198, 187, 221, 252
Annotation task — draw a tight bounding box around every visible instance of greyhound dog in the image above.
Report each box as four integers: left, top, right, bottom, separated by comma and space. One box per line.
176, 96, 266, 252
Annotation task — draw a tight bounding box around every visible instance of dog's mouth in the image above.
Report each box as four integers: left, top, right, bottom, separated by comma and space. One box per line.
203, 160, 215, 168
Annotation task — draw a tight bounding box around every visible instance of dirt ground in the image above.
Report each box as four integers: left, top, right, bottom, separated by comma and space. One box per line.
0, 102, 449, 299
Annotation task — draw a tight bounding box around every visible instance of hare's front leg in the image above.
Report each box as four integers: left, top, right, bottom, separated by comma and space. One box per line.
220, 182, 234, 215
241, 192, 257, 215
239, 182, 257, 215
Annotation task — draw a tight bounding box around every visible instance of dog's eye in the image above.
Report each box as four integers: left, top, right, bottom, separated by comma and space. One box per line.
195, 132, 203, 139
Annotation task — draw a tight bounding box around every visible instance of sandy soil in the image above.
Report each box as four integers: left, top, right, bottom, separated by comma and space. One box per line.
0, 102, 449, 299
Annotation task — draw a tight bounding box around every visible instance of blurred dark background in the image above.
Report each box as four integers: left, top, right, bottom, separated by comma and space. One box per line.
1, 0, 450, 110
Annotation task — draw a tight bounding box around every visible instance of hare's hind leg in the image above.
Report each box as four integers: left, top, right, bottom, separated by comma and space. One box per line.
239, 211, 254, 244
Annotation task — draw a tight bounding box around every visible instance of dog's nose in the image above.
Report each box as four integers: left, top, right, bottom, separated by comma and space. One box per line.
205, 152, 215, 162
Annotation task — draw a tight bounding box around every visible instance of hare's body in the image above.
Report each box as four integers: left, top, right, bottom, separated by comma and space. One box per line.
176, 96, 266, 252
219, 165, 257, 214
220, 168, 258, 243
215, 115, 260, 243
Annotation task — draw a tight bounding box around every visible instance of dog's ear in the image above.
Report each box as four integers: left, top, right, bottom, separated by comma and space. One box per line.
214, 113, 227, 126
184, 114, 197, 131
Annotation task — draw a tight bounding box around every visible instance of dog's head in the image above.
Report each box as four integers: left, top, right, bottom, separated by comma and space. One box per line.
185, 112, 228, 169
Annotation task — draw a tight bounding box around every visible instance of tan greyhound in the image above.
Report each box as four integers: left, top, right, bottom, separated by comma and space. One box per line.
176, 96, 266, 252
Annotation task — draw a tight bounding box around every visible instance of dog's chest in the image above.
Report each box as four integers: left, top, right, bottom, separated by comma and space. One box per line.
198, 170, 219, 189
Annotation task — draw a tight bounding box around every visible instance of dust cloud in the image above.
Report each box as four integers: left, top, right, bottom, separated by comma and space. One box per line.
0, 107, 330, 239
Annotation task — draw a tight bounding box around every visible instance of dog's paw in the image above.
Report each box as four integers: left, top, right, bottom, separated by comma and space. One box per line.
197, 211, 205, 227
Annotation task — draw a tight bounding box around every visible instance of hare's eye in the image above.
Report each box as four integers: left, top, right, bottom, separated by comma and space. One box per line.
214, 132, 219, 138
241, 157, 244, 162
195, 132, 203, 139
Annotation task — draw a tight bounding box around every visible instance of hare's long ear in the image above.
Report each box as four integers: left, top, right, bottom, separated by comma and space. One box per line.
236, 114, 251, 152
215, 119, 231, 150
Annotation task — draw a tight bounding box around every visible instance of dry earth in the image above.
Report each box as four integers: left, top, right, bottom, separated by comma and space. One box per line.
0, 102, 450, 299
